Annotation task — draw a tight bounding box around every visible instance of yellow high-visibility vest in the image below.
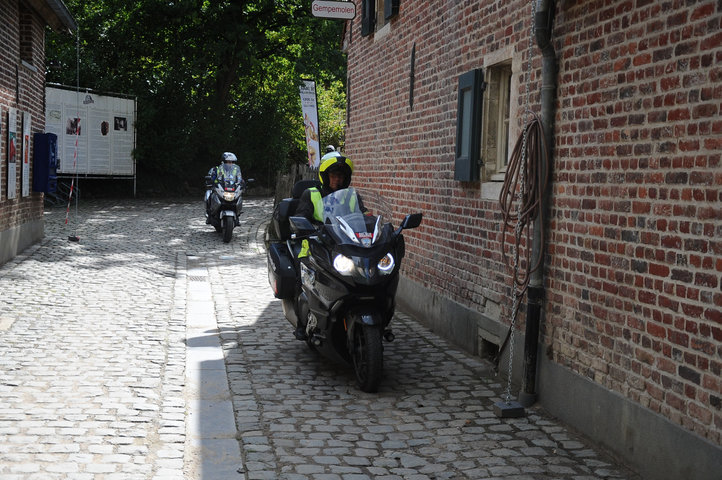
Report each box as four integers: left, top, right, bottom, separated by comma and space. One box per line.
299, 188, 358, 258
309, 188, 323, 222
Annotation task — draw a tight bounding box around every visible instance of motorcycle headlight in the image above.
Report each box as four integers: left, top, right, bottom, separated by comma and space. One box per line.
377, 253, 395, 274
333, 254, 355, 275
223, 192, 235, 201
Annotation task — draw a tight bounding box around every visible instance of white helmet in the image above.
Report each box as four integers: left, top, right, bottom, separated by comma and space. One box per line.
222, 152, 237, 162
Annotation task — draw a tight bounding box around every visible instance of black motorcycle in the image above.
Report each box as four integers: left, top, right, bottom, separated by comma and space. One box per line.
267, 186, 422, 392
204, 167, 251, 243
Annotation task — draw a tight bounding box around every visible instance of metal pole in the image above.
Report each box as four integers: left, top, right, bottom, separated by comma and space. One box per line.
519, 0, 557, 407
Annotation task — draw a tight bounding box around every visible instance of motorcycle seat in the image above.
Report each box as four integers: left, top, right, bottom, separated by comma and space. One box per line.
291, 179, 321, 199
271, 179, 321, 241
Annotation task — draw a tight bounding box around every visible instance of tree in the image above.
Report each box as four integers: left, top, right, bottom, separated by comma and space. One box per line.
46, 0, 347, 195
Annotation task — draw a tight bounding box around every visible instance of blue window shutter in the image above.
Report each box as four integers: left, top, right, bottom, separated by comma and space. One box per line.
361, 0, 375, 36
455, 69, 485, 181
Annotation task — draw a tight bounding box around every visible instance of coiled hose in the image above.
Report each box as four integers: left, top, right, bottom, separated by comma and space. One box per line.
494, 111, 549, 367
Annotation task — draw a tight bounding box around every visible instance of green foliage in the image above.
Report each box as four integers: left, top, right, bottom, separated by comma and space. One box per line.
318, 80, 347, 151
46, 0, 347, 195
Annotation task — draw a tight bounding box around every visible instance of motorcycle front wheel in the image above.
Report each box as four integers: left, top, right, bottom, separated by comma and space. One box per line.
222, 216, 234, 243
352, 324, 383, 392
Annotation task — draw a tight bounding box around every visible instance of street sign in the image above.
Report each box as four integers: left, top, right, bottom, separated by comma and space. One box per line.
311, 0, 356, 20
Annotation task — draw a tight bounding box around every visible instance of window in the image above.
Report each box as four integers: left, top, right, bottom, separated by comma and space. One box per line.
455, 54, 519, 185
378, 0, 399, 24
481, 62, 513, 181
361, 0, 374, 35
362, 0, 399, 36
19, 6, 34, 66
375, 0, 385, 28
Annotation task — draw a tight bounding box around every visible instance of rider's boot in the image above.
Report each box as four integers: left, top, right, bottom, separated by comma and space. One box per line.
294, 323, 307, 340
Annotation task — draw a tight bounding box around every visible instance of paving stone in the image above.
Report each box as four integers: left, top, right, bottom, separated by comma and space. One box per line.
0, 197, 639, 479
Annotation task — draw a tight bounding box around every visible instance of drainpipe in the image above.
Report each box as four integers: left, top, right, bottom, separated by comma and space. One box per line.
519, 0, 557, 407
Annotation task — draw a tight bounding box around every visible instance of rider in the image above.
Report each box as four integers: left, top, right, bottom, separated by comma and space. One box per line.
295, 150, 365, 223
293, 150, 367, 340
212, 152, 244, 185
206, 152, 244, 220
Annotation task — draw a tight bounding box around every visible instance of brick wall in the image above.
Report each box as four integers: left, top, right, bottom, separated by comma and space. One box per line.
344, 0, 721, 446
550, 0, 721, 444
347, 0, 529, 317
0, 0, 50, 252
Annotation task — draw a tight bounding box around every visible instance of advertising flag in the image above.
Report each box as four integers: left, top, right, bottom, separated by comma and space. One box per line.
299, 80, 321, 168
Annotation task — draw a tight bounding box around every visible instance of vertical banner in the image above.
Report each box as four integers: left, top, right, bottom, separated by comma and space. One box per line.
7, 108, 17, 199
299, 80, 321, 168
21, 112, 31, 197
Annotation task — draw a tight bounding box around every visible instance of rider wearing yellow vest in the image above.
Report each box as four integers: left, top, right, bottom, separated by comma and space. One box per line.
295, 151, 368, 257
294, 151, 366, 340
293, 151, 367, 340
295, 151, 366, 222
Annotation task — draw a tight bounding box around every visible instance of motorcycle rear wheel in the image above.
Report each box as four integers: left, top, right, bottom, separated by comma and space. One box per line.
222, 216, 234, 243
352, 324, 383, 393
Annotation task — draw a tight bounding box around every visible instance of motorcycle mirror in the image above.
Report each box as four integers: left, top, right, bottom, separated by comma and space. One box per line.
395, 213, 423, 236
289, 216, 316, 235
402, 213, 422, 229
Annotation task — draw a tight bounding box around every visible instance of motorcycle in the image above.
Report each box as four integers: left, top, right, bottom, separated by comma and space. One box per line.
267, 186, 422, 392
204, 166, 252, 243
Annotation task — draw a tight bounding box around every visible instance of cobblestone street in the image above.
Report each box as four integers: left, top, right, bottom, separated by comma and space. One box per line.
0, 197, 638, 479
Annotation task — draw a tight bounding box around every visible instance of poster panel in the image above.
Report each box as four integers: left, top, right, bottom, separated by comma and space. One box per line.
89, 105, 110, 173
110, 96, 134, 175
45, 87, 135, 176
7, 108, 17, 199
299, 80, 321, 168
62, 108, 84, 174
21, 112, 31, 197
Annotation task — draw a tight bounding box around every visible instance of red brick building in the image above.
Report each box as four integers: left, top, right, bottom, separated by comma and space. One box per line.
0, 0, 75, 265
343, 1, 721, 478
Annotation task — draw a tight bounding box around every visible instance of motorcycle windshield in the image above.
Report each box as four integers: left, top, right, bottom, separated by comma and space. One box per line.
322, 188, 381, 247
219, 164, 240, 186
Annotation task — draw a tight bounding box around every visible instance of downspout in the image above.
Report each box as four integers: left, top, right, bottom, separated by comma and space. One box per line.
519, 0, 557, 407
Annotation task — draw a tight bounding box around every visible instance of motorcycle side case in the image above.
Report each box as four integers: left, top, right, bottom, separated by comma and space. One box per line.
271, 197, 296, 241
267, 242, 296, 299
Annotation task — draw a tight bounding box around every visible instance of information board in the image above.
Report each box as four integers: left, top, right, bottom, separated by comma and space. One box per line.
45, 85, 136, 176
